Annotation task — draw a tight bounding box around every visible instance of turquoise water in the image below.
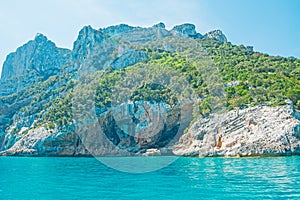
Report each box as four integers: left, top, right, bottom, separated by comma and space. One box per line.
0, 156, 300, 200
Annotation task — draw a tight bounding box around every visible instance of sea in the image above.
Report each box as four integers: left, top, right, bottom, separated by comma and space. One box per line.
0, 156, 299, 200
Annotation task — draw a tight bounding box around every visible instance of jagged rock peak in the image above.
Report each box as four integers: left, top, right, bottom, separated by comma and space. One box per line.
73, 25, 106, 52
100, 24, 137, 36
152, 22, 166, 29
171, 23, 202, 38
72, 25, 108, 70
34, 33, 48, 42
204, 30, 227, 42
1, 33, 71, 80
77, 25, 104, 40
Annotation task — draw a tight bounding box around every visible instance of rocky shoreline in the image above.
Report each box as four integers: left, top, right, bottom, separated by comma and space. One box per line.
0, 23, 299, 158
1, 105, 299, 157
173, 105, 300, 157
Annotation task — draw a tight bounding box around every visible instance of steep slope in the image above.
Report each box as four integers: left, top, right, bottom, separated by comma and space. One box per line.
0, 34, 72, 150
1, 33, 71, 80
174, 105, 300, 157
0, 23, 299, 157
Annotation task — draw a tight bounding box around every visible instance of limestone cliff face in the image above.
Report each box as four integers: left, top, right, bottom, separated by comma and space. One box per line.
0, 23, 298, 157
0, 126, 87, 156
72, 26, 107, 71
0, 34, 71, 98
203, 30, 227, 42
0, 101, 188, 156
171, 23, 202, 38
72, 25, 149, 72
0, 25, 150, 146
3, 104, 299, 157
100, 24, 137, 36
1, 33, 71, 80
173, 105, 300, 157
0, 34, 72, 144
107, 22, 172, 44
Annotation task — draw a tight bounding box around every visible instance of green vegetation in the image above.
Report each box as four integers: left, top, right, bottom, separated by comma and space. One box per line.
201, 39, 300, 110
92, 38, 300, 119
3, 36, 299, 134
33, 37, 300, 127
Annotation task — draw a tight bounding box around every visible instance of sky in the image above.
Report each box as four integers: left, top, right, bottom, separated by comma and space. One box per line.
0, 0, 299, 76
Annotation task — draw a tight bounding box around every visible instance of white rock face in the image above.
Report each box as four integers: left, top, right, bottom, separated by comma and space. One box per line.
203, 30, 227, 42
142, 148, 161, 156
1, 23, 298, 158
173, 105, 300, 157
1, 127, 53, 156
0, 100, 184, 156
0, 126, 87, 156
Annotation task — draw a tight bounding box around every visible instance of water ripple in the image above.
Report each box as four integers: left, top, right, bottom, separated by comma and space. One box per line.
0, 156, 300, 199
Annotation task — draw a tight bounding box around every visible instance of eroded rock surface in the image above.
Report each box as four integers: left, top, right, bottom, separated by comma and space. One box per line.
173, 105, 300, 157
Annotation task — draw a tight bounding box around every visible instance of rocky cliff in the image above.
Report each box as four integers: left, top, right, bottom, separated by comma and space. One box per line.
0, 23, 299, 157
1, 33, 71, 80
0, 33, 71, 97
0, 100, 191, 156
173, 105, 300, 157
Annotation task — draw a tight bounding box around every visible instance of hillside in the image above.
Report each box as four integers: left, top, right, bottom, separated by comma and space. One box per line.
0, 23, 299, 156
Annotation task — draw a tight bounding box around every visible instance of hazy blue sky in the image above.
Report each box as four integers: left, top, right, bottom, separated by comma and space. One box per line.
0, 0, 299, 75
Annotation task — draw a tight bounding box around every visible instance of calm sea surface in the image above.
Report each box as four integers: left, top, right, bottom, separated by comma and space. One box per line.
0, 156, 300, 200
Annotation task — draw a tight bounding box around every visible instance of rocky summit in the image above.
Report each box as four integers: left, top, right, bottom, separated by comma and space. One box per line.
2, 33, 71, 80
0, 23, 299, 157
